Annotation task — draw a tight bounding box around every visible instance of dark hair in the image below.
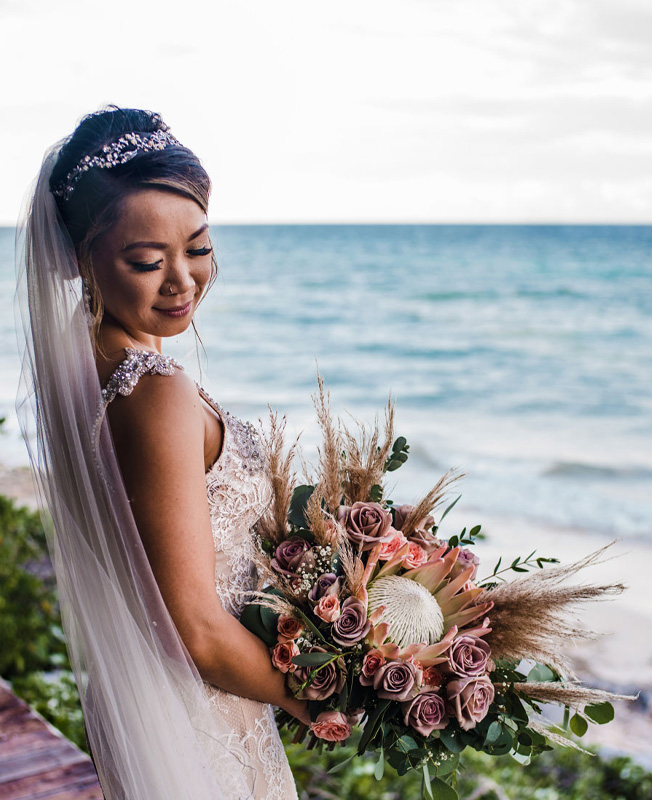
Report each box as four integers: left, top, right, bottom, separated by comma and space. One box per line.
50, 106, 216, 356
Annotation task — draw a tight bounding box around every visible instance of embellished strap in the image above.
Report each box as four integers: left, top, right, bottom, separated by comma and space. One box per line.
101, 347, 184, 405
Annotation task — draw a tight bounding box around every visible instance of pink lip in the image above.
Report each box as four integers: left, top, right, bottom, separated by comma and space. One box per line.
154, 301, 192, 318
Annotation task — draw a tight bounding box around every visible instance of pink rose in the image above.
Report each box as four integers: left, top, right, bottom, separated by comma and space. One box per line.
271, 641, 300, 674
277, 614, 303, 642
442, 635, 491, 678
340, 502, 394, 551
402, 542, 427, 569
310, 710, 352, 742
447, 675, 495, 731
402, 691, 449, 736
315, 594, 341, 623
378, 530, 408, 561
359, 649, 386, 686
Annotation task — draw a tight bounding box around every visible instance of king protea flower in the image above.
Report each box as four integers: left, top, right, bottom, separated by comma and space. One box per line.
367, 544, 492, 649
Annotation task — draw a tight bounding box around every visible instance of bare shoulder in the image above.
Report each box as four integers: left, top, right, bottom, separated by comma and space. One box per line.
106, 365, 206, 499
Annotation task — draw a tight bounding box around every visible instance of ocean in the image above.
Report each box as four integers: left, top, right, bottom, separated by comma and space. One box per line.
1, 224, 651, 540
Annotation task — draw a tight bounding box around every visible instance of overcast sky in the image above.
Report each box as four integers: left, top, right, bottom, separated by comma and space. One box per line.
1, 0, 651, 224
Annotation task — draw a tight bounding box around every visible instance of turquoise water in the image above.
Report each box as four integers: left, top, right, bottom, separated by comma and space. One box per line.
2, 224, 651, 538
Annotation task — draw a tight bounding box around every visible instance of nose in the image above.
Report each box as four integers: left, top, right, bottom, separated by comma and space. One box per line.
162, 255, 196, 298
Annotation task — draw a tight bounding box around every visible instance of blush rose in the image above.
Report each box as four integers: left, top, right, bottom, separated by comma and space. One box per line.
331, 597, 371, 646
310, 711, 352, 742
270, 641, 300, 674
442, 635, 491, 678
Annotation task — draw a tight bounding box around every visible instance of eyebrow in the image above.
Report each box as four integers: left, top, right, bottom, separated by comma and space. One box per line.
120, 223, 209, 253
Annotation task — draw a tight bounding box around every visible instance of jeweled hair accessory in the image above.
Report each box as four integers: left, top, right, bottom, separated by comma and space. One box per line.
51, 129, 183, 201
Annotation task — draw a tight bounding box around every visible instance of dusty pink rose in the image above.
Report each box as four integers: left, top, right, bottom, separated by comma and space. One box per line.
393, 505, 435, 533
310, 710, 352, 742
315, 594, 341, 623
442, 635, 491, 678
447, 675, 495, 731
270, 641, 300, 674
359, 649, 386, 686
378, 530, 408, 561
402, 541, 427, 569
408, 528, 443, 556
402, 691, 449, 736
308, 573, 340, 602
340, 502, 394, 551
373, 659, 421, 702
331, 597, 371, 646
271, 537, 313, 577
277, 614, 303, 642
450, 547, 480, 580
288, 646, 346, 701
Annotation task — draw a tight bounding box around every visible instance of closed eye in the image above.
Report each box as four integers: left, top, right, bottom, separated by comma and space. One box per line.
130, 260, 163, 272
188, 246, 213, 256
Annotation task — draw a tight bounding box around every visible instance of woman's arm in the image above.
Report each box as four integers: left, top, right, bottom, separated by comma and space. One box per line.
106, 369, 309, 724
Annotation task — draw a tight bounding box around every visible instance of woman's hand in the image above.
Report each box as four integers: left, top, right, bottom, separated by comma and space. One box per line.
282, 697, 311, 727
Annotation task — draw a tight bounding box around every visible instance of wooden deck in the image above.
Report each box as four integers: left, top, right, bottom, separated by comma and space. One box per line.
0, 677, 103, 799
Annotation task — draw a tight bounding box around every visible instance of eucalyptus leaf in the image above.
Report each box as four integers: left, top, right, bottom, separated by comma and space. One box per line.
585, 701, 615, 724
570, 713, 588, 737
430, 777, 458, 800
374, 746, 385, 781
526, 663, 556, 683
291, 652, 335, 667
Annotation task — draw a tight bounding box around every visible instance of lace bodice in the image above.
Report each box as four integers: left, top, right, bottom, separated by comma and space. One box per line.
100, 348, 297, 800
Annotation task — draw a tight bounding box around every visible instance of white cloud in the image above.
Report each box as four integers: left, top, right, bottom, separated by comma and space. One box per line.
1, 0, 650, 223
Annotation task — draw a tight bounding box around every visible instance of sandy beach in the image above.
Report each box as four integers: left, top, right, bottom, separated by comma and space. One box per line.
2, 461, 651, 765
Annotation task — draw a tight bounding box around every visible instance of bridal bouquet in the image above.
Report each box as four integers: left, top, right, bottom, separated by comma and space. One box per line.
242, 379, 629, 799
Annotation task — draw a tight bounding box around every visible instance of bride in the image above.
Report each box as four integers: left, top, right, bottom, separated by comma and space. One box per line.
15, 106, 308, 799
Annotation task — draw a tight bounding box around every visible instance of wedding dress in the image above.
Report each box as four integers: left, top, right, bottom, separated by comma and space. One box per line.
100, 346, 299, 800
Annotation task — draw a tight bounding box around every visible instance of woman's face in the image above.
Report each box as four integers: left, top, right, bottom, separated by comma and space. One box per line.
91, 189, 213, 350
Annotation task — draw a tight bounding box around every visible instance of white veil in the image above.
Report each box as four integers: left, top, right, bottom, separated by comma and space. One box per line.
14, 142, 255, 799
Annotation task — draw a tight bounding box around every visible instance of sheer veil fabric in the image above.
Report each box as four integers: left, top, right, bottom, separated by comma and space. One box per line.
14, 142, 257, 799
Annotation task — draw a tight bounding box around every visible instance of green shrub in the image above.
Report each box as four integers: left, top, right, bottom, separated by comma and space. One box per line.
0, 494, 69, 677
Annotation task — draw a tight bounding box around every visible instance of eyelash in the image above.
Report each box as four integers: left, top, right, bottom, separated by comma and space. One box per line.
129, 247, 213, 272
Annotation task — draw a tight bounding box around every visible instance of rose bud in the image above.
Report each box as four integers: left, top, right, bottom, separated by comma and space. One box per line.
308, 573, 340, 602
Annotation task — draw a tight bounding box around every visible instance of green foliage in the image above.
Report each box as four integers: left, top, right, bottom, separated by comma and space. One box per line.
384, 436, 410, 473
481, 550, 560, 586
0, 495, 69, 677
283, 728, 652, 800
12, 670, 86, 752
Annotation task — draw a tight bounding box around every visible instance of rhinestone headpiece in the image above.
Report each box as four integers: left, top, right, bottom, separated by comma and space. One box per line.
51, 129, 183, 201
